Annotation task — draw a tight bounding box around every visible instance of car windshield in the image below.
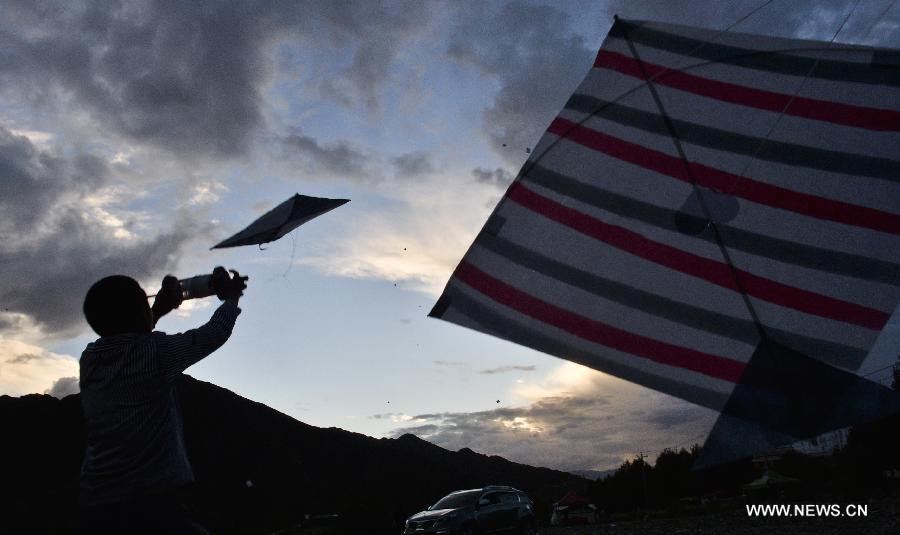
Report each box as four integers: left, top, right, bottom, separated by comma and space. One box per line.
431, 491, 481, 509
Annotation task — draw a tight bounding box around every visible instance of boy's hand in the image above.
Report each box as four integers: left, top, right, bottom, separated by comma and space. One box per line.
151, 275, 184, 325
212, 266, 248, 303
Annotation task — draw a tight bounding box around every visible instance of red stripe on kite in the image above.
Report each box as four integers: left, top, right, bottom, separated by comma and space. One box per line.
595, 49, 900, 132
454, 260, 746, 382
506, 182, 890, 331
547, 117, 900, 236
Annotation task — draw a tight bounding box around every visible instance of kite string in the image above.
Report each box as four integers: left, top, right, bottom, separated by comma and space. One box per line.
263, 231, 298, 283
515, 0, 782, 345
620, 0, 864, 385
621, 33, 771, 345
725, 0, 864, 196
831, 0, 865, 41
615, 0, 863, 344
721, 0, 780, 32
862, 0, 899, 42
282, 231, 297, 278
521, 0, 778, 184
515, 0, 863, 350
863, 362, 899, 377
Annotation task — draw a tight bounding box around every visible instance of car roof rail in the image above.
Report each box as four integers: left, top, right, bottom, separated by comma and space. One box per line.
482, 485, 521, 492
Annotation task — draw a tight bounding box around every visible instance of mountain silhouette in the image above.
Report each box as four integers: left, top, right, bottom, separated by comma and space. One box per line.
1, 375, 586, 534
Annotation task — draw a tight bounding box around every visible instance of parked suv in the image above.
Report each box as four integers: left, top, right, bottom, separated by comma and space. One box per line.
404, 486, 537, 534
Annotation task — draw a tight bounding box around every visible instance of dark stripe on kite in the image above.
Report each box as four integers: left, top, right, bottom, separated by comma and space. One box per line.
523, 163, 900, 285
594, 49, 900, 132
475, 232, 868, 369
565, 93, 900, 183
442, 286, 731, 410
547, 117, 900, 236
506, 182, 890, 330
453, 260, 747, 382
609, 19, 900, 88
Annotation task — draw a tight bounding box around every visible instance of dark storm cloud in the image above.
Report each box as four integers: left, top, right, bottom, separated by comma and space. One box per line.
0, 211, 191, 336
391, 152, 434, 178
447, 1, 594, 165
0, 1, 269, 157
46, 376, 80, 398
0, 125, 191, 335
309, 2, 432, 112
479, 365, 536, 374
0, 0, 430, 158
0, 128, 106, 231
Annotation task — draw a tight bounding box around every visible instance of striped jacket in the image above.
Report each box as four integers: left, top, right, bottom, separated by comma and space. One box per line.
79, 301, 241, 505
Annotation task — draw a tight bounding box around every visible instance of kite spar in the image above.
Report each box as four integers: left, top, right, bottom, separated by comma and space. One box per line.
430, 18, 900, 465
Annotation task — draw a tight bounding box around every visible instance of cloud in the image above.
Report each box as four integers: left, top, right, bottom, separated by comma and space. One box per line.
390, 362, 716, 471
448, 0, 900, 171
281, 132, 373, 180
433, 360, 465, 366
0, 127, 105, 238
8, 354, 40, 364
0, 1, 432, 158
45, 376, 79, 398
189, 181, 229, 207
391, 152, 434, 178
0, 125, 192, 336
368, 412, 421, 423
447, 1, 594, 165
602, 0, 864, 41
479, 365, 536, 375
0, 2, 443, 341
0, 1, 266, 157
310, 2, 431, 112
471, 167, 515, 188
0, 338, 78, 397
644, 404, 709, 429
297, 174, 495, 295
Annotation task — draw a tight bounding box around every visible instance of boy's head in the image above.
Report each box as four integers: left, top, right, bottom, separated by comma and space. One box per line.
83, 275, 153, 337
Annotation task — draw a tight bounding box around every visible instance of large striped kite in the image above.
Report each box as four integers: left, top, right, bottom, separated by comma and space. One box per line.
430, 18, 900, 465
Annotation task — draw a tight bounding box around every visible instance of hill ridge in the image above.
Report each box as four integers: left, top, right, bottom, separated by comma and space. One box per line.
1, 374, 586, 534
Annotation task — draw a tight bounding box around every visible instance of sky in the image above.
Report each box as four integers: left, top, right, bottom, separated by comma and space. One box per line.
1, 0, 899, 473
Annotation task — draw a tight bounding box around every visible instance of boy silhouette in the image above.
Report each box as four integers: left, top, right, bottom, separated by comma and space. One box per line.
78, 267, 247, 534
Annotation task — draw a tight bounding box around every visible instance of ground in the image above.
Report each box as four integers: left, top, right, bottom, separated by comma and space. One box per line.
538, 493, 900, 535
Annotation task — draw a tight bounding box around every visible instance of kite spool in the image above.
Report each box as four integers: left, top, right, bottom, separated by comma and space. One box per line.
179, 274, 216, 300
